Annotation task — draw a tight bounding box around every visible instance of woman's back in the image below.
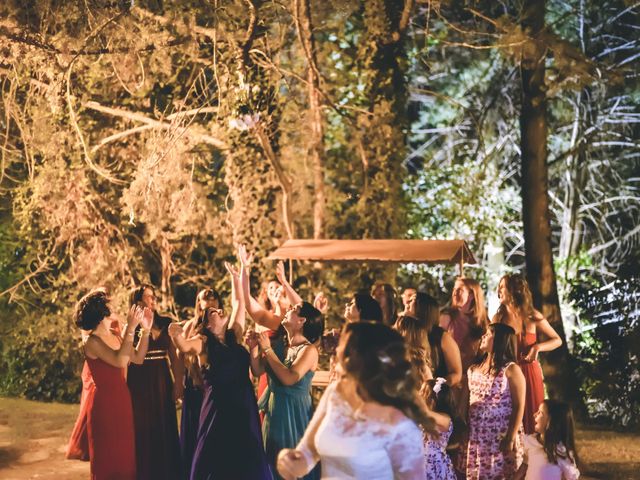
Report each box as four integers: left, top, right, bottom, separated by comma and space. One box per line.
313, 382, 425, 479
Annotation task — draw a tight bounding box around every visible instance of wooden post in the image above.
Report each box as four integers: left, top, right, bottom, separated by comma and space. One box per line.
459, 255, 464, 277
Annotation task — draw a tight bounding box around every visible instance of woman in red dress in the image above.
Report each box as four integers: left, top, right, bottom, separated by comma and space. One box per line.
67, 288, 153, 480
494, 274, 563, 434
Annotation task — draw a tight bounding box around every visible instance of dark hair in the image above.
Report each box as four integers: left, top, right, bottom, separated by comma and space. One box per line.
353, 293, 383, 323
475, 322, 518, 374
298, 301, 324, 344
130, 284, 155, 306
542, 399, 579, 466
371, 283, 398, 326
75, 290, 111, 330
342, 322, 436, 433
413, 292, 440, 333
426, 379, 456, 418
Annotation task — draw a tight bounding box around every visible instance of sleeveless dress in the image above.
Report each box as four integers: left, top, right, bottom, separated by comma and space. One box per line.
518, 331, 545, 434
465, 362, 524, 480
66, 360, 92, 461
68, 355, 136, 480
424, 421, 456, 480
295, 381, 426, 479
261, 342, 319, 480
127, 319, 181, 480
190, 329, 271, 480
180, 358, 203, 479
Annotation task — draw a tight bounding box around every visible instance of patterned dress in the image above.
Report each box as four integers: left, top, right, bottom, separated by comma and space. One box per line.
465, 362, 524, 480
424, 421, 456, 480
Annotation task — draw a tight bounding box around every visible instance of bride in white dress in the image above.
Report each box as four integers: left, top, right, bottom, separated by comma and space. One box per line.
277, 322, 436, 479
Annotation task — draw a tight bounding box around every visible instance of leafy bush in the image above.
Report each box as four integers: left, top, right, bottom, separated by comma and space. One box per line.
0, 310, 83, 403
571, 275, 640, 429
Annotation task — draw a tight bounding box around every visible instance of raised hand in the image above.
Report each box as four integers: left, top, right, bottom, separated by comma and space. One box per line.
140, 307, 154, 330
127, 305, 142, 327
313, 292, 329, 314
275, 261, 287, 284
224, 261, 240, 278
257, 331, 271, 351
168, 322, 184, 339
237, 244, 253, 268
244, 329, 259, 349
268, 285, 283, 309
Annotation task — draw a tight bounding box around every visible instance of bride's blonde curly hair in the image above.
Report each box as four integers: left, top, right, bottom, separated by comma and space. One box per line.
341, 322, 436, 434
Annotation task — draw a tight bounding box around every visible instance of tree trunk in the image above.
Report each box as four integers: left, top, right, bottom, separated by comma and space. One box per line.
294, 0, 325, 239
519, 0, 578, 404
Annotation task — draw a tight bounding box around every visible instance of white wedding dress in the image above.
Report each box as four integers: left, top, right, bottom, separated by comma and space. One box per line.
296, 382, 425, 479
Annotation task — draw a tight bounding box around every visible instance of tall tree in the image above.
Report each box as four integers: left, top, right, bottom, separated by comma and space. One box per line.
519, 0, 576, 403
294, 0, 326, 239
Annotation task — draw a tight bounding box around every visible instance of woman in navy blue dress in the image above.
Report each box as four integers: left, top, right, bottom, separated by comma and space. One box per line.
169, 263, 271, 480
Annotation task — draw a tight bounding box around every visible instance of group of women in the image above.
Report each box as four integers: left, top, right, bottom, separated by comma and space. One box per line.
67, 246, 579, 480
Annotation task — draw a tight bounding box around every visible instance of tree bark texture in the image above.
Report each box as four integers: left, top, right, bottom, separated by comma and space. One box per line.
294, 0, 326, 239
519, 0, 578, 404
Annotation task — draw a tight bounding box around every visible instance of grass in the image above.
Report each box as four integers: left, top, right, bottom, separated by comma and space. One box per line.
0, 396, 638, 479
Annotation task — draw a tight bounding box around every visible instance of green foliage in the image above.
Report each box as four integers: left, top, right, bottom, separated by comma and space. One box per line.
0, 0, 637, 419
0, 316, 83, 403
571, 273, 640, 428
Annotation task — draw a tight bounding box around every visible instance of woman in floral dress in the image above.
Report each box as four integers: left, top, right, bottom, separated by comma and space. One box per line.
466, 323, 526, 480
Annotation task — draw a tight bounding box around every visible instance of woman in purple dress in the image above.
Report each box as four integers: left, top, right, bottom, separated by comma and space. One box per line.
169, 263, 271, 480
178, 287, 221, 478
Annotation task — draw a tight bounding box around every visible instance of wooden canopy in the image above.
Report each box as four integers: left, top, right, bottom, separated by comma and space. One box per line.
267, 239, 476, 266
270, 239, 477, 388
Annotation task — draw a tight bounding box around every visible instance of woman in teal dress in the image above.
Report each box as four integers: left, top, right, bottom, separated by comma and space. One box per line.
247, 301, 324, 480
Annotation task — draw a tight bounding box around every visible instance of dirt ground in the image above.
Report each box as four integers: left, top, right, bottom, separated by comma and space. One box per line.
0, 396, 638, 479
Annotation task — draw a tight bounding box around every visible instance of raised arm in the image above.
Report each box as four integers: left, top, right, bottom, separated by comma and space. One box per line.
130, 307, 154, 364
225, 261, 246, 335
238, 245, 282, 330
169, 323, 205, 356
84, 305, 142, 368
275, 261, 303, 305
258, 333, 318, 386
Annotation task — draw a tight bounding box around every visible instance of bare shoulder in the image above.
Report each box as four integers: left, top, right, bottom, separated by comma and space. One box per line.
505, 362, 524, 378
531, 309, 545, 322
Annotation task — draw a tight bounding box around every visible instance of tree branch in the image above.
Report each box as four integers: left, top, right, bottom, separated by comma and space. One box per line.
83, 101, 228, 150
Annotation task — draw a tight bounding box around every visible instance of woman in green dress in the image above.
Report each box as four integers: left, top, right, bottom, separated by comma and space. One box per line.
247, 301, 324, 480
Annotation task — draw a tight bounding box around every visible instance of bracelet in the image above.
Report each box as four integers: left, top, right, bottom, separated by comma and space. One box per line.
263, 347, 273, 355
138, 328, 151, 338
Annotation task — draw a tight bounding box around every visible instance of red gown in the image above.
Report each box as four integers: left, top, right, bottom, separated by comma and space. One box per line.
67, 355, 136, 479
518, 331, 545, 434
